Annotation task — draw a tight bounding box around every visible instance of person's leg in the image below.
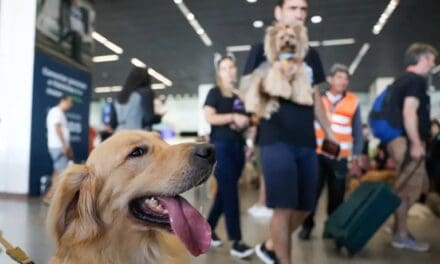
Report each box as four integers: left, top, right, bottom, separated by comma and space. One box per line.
387, 138, 430, 251
387, 137, 409, 237
207, 184, 224, 232
296, 146, 318, 242
301, 155, 327, 233
207, 142, 230, 234
223, 142, 245, 242
44, 149, 68, 202
258, 143, 297, 263
271, 209, 293, 264
327, 158, 348, 215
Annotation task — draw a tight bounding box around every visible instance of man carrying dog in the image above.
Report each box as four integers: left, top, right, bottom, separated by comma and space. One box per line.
243, 1, 335, 263
299, 63, 363, 240
386, 43, 437, 252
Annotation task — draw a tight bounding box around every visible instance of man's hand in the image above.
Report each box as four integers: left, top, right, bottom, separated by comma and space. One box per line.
63, 145, 74, 160
410, 142, 425, 160
348, 159, 363, 178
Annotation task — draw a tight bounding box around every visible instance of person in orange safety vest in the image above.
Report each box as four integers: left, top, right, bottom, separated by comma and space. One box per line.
299, 63, 364, 240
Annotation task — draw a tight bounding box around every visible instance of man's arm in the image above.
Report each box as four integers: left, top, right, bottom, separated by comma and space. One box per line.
55, 122, 72, 159
55, 123, 68, 148
351, 105, 364, 156
313, 86, 335, 140
403, 96, 425, 159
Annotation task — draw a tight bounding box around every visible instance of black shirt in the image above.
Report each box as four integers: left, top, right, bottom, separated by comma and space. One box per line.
243, 43, 325, 148
204, 87, 246, 142
390, 72, 430, 140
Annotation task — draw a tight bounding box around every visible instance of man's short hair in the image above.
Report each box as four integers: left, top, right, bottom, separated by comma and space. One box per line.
328, 63, 350, 77
277, 0, 308, 7
60, 94, 71, 102
404, 43, 438, 67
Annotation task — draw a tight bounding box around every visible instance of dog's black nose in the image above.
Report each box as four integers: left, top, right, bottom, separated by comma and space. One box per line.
194, 144, 215, 164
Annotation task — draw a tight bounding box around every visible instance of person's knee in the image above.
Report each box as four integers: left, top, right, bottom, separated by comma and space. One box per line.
273, 208, 294, 218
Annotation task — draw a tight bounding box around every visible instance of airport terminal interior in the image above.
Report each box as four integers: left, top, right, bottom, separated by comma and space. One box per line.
0, 0, 440, 263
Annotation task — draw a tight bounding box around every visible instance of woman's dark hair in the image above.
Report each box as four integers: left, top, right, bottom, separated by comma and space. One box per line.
117, 67, 151, 103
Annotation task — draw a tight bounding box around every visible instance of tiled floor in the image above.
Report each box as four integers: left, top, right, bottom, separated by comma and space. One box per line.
0, 185, 439, 264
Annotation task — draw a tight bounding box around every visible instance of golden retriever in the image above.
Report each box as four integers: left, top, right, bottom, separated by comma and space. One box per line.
245, 23, 311, 119
47, 131, 215, 264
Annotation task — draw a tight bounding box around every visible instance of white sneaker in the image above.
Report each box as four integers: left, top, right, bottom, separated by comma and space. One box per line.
391, 236, 430, 252
248, 204, 273, 218
211, 239, 223, 247
210, 233, 223, 248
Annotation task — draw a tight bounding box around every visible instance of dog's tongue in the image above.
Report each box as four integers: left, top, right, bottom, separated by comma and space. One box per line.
156, 196, 211, 256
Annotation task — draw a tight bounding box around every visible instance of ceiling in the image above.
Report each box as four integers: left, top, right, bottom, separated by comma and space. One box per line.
92, 0, 440, 99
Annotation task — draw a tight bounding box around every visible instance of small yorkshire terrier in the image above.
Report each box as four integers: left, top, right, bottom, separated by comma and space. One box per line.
245, 23, 312, 119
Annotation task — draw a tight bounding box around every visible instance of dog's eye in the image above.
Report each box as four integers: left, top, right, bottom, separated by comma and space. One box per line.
128, 147, 147, 158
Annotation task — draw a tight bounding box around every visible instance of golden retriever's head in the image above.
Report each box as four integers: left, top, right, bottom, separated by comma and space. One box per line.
264, 23, 309, 64
47, 131, 215, 257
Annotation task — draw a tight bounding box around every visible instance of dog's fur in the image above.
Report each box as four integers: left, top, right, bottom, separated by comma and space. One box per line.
47, 131, 214, 264
245, 23, 311, 119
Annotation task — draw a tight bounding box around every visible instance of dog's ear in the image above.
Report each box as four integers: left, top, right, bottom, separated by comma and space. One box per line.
264, 24, 279, 63
47, 164, 102, 243
293, 24, 309, 58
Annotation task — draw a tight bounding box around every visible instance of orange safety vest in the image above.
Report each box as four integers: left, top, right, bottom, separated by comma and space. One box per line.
315, 92, 359, 158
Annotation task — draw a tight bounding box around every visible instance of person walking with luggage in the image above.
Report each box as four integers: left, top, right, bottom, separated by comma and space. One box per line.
299, 64, 363, 240
204, 55, 254, 259
242, 1, 335, 263
386, 43, 437, 252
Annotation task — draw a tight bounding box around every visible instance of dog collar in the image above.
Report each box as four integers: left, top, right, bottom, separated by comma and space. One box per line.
278, 52, 295, 61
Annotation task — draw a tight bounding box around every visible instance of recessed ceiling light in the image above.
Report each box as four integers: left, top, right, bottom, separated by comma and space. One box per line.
187, 13, 195, 20
247, 0, 258, 3
253, 20, 264, 28
311, 16, 322, 24
174, 0, 182, 3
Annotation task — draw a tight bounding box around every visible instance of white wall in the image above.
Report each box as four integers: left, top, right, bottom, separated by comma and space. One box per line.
431, 91, 440, 119
0, 0, 37, 193
161, 95, 200, 133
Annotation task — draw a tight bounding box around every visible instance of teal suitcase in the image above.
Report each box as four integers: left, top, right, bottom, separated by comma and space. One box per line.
324, 182, 401, 255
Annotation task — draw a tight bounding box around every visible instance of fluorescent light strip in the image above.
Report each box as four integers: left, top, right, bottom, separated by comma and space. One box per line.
130, 58, 172, 87
372, 0, 399, 35
92, 54, 119, 63
309, 41, 321, 47
92, 32, 124, 54
174, 0, 212, 47
131, 58, 146, 68
321, 38, 355, 46
152, 83, 166, 90
349, 43, 370, 75
148, 68, 173, 87
95, 86, 123, 93
226, 45, 251, 53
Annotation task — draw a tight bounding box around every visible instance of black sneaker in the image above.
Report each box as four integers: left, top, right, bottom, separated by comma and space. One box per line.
211, 232, 223, 247
230, 241, 254, 259
298, 227, 312, 240
255, 242, 278, 264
